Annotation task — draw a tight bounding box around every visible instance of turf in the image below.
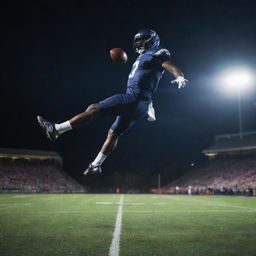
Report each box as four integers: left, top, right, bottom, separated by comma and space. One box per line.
0, 194, 255, 256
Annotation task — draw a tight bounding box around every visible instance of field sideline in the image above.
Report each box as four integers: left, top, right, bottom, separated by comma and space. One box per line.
0, 194, 256, 256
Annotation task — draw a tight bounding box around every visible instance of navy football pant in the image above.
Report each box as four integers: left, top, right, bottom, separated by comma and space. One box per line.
98, 93, 149, 136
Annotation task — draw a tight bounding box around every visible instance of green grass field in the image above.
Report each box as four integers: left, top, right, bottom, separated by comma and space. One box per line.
0, 194, 256, 256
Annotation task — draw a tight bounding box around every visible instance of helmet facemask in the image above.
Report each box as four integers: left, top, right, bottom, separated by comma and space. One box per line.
133, 29, 159, 54
133, 37, 148, 54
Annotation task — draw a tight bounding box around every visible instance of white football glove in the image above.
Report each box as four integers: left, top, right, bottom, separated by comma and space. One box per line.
171, 76, 188, 89
147, 102, 156, 122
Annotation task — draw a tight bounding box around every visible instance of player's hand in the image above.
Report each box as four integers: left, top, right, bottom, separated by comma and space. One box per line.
171, 76, 188, 89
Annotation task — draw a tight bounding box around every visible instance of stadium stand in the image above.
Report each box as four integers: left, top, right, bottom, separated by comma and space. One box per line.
202, 131, 256, 157
0, 148, 85, 193
154, 131, 256, 196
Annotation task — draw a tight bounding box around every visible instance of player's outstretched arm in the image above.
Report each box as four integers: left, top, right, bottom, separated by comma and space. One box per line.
162, 61, 188, 89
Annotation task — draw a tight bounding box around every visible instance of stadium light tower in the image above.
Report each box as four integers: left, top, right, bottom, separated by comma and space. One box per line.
221, 67, 254, 139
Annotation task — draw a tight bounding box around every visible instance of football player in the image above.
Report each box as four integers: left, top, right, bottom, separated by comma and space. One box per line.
37, 29, 188, 175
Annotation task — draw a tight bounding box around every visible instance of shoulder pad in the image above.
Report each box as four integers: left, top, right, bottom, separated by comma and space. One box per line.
154, 48, 171, 56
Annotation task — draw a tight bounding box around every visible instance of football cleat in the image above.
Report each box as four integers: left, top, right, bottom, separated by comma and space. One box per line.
37, 115, 59, 141
83, 163, 102, 176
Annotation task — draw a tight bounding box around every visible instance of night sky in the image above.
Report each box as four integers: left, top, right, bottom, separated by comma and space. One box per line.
1, 0, 256, 190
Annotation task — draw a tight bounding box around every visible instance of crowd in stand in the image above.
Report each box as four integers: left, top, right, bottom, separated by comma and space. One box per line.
0, 159, 84, 193
2, 155, 256, 195
154, 185, 255, 196
160, 156, 256, 196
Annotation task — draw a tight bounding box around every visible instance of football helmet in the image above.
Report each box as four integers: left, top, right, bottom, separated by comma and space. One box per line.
133, 28, 160, 54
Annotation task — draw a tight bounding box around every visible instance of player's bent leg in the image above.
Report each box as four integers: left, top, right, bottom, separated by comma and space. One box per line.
37, 104, 100, 141
83, 129, 119, 176
101, 129, 119, 156
83, 116, 136, 176
69, 103, 100, 128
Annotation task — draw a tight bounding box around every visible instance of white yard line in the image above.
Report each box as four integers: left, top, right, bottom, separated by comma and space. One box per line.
0, 209, 255, 215
126, 202, 144, 205
0, 210, 118, 214
124, 209, 256, 213
96, 202, 113, 205
109, 195, 124, 256
96, 202, 144, 205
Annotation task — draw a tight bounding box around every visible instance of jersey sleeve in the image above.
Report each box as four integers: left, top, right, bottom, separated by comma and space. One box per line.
153, 48, 171, 64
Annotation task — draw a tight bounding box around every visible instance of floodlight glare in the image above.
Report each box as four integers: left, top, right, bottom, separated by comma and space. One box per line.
217, 66, 255, 139
222, 68, 254, 92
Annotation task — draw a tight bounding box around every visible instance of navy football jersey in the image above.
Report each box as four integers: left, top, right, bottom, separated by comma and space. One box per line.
126, 46, 171, 99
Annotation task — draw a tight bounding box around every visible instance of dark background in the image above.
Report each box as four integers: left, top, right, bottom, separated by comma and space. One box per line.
1, 0, 256, 191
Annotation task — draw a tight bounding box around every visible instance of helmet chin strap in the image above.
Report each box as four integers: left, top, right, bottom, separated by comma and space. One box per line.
136, 48, 146, 54
135, 41, 147, 54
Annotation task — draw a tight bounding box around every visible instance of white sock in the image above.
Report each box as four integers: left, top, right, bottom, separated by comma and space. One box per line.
91, 152, 107, 166
55, 121, 72, 135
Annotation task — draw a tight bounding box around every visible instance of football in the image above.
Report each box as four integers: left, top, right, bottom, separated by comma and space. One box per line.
110, 48, 128, 63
